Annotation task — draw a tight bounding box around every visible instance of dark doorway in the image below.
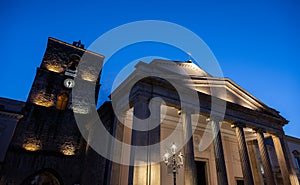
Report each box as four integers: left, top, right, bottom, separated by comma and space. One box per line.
236, 179, 244, 185
196, 161, 207, 185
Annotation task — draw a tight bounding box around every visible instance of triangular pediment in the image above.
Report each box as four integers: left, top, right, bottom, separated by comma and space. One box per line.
191, 76, 281, 117
134, 59, 281, 118
151, 59, 212, 77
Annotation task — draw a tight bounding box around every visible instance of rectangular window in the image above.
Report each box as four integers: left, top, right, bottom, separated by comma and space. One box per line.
295, 157, 300, 169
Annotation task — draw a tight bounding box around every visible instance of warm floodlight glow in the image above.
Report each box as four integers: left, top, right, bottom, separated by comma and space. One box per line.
23, 143, 40, 151
72, 103, 89, 114
45, 64, 64, 73
81, 72, 97, 82
23, 138, 41, 151
133, 163, 160, 185
33, 90, 54, 107
60, 143, 75, 155
243, 127, 254, 132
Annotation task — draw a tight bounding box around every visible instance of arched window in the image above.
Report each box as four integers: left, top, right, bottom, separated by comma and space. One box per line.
67, 54, 80, 71
21, 169, 62, 185
56, 93, 69, 110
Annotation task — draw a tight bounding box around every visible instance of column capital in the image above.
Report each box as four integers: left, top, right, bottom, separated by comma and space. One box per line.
230, 122, 246, 128
129, 90, 153, 106
180, 106, 198, 115
270, 130, 285, 138
132, 95, 150, 104
253, 128, 266, 134
206, 116, 224, 124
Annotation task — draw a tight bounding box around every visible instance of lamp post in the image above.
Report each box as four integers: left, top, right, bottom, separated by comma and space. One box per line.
163, 143, 184, 185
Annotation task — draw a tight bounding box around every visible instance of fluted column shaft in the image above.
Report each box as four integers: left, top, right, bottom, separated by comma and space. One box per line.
256, 130, 276, 185
235, 125, 254, 185
208, 118, 228, 185
272, 134, 293, 185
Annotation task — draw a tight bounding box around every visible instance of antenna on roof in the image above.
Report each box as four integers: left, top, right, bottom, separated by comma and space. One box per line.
186, 52, 192, 63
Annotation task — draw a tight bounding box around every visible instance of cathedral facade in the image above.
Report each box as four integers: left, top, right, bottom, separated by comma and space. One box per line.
0, 38, 300, 185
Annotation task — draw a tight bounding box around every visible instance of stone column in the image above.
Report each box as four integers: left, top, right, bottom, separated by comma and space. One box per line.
182, 110, 197, 185
128, 96, 149, 185
148, 98, 161, 185
207, 118, 228, 185
110, 118, 125, 185
247, 141, 265, 185
119, 111, 133, 185
129, 96, 161, 185
272, 134, 300, 185
233, 124, 254, 185
105, 116, 119, 185
256, 129, 276, 185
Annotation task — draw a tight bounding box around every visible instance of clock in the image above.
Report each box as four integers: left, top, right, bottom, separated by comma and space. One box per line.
64, 78, 75, 88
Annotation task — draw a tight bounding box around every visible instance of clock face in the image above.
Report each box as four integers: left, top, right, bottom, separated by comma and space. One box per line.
64, 78, 75, 88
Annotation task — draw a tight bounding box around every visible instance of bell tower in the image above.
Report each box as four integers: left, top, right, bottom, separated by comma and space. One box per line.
27, 37, 103, 109
1, 37, 106, 185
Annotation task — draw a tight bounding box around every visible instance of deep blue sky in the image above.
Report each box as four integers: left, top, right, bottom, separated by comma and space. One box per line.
1, 1, 299, 138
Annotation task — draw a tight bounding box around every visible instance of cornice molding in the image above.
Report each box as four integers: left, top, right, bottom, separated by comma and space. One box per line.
0, 111, 23, 120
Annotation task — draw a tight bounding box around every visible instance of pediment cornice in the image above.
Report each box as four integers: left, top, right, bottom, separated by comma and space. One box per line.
112, 60, 286, 124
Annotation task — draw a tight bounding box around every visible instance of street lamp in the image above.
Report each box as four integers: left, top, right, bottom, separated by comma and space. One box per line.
163, 143, 184, 185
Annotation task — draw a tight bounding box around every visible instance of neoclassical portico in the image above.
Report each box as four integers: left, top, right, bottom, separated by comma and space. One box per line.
109, 59, 300, 185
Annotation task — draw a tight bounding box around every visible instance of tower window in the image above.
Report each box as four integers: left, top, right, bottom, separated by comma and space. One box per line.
296, 157, 300, 169
56, 93, 69, 110
292, 150, 300, 170
67, 54, 80, 71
